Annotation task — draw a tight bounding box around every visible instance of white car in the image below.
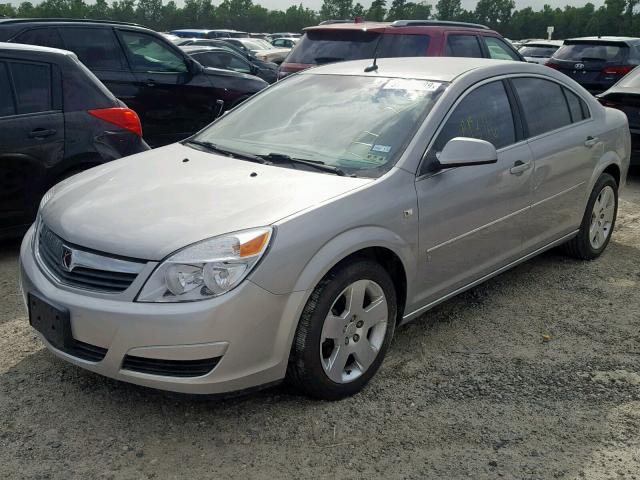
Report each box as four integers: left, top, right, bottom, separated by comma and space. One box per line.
519, 40, 564, 64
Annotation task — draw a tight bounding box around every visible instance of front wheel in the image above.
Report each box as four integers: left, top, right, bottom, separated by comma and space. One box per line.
563, 173, 618, 260
287, 259, 397, 400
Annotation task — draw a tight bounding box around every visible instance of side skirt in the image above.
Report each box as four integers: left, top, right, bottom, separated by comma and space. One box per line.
400, 230, 579, 325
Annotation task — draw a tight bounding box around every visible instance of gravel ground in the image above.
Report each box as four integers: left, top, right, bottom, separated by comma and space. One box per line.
1, 170, 639, 480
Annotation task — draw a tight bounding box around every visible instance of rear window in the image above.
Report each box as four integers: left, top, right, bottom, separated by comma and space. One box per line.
554, 42, 626, 62
286, 31, 431, 65
519, 45, 559, 58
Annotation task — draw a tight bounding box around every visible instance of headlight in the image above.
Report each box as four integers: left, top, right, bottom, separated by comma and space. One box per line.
137, 227, 272, 303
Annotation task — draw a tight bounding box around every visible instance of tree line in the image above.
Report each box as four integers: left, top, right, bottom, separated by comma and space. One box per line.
0, 0, 638, 39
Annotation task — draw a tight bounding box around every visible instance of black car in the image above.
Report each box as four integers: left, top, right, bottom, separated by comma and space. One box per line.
0, 19, 268, 147
180, 45, 278, 84
598, 66, 640, 165
547, 37, 640, 94
175, 38, 279, 75
0, 42, 149, 238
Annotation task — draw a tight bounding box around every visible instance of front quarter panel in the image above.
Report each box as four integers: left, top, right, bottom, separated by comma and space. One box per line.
249, 168, 420, 306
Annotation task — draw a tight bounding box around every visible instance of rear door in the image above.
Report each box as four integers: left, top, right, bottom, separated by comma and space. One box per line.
510, 76, 595, 251
0, 58, 64, 231
57, 26, 138, 106
116, 29, 221, 146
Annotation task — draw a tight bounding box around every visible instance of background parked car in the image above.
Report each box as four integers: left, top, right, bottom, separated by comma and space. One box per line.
519, 39, 563, 64
266, 32, 301, 42
0, 42, 148, 238
181, 45, 277, 83
279, 20, 524, 79
174, 38, 279, 81
546, 36, 640, 93
271, 37, 298, 49
598, 66, 640, 164
170, 29, 247, 39
0, 19, 268, 146
223, 37, 291, 64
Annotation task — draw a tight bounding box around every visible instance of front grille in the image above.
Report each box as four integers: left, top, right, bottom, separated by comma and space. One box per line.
65, 339, 108, 362
122, 355, 221, 377
36, 223, 144, 293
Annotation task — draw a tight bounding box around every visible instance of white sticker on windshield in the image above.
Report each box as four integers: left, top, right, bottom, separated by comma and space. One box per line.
371, 144, 391, 153
382, 79, 442, 92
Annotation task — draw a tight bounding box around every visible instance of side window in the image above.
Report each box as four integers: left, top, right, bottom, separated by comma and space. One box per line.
120, 31, 188, 73
59, 28, 125, 70
426, 81, 515, 172
512, 78, 572, 137
193, 53, 221, 69
226, 54, 251, 73
563, 88, 588, 122
8, 62, 53, 114
379, 34, 431, 58
13, 28, 65, 49
445, 35, 482, 58
0, 63, 16, 117
484, 37, 520, 61
273, 39, 283, 47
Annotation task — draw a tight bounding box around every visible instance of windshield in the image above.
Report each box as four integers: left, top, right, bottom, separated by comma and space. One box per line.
287, 31, 431, 65
519, 45, 559, 57
554, 42, 626, 62
191, 74, 446, 177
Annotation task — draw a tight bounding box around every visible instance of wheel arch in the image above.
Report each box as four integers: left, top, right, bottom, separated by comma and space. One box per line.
290, 227, 416, 324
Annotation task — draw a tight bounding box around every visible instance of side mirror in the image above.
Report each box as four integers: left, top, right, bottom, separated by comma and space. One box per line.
214, 99, 224, 118
437, 137, 498, 168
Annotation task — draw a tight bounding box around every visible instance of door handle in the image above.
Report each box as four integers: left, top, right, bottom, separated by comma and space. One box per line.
145, 79, 156, 87
509, 160, 531, 175
28, 128, 56, 139
584, 136, 599, 148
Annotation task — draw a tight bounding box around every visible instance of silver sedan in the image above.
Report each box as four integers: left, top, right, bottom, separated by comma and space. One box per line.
20, 58, 630, 399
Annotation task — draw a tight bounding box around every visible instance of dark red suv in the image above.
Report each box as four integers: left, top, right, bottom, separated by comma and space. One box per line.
279, 20, 524, 79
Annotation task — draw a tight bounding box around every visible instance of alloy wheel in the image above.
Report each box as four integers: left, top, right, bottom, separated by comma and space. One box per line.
320, 279, 388, 383
589, 185, 615, 249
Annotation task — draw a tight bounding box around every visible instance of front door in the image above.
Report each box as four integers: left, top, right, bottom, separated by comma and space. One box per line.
117, 29, 221, 146
414, 80, 533, 307
0, 59, 64, 232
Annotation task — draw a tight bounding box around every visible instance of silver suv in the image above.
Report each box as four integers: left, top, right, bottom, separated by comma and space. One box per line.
20, 58, 630, 399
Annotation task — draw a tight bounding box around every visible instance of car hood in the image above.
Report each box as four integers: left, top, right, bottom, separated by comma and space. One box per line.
42, 143, 371, 260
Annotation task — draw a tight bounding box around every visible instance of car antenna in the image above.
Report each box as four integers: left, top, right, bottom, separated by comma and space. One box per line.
364, 35, 382, 72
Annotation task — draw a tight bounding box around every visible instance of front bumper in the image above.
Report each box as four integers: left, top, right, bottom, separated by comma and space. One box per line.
19, 227, 307, 394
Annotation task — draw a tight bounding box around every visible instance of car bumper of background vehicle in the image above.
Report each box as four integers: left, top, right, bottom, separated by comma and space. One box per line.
19, 227, 307, 394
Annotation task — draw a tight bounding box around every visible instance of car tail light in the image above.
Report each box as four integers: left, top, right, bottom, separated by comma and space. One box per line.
545, 61, 561, 70
88, 107, 143, 137
601, 65, 634, 76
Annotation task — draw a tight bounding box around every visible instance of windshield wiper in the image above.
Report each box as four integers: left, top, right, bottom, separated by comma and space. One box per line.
184, 140, 271, 164
258, 153, 349, 176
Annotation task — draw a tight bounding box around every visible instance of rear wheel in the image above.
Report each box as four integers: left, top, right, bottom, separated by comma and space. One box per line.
563, 173, 618, 260
287, 259, 396, 400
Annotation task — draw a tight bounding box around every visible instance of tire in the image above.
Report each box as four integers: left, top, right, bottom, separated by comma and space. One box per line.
286, 259, 397, 400
563, 173, 618, 260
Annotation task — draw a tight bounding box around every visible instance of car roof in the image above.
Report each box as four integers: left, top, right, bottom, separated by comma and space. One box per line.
305, 19, 492, 33
565, 36, 640, 44
0, 18, 141, 27
180, 45, 231, 54
0, 41, 74, 57
522, 40, 564, 47
304, 57, 541, 82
